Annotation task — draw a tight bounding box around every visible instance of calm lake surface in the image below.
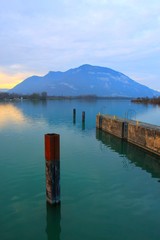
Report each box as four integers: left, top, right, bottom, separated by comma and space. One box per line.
1, 99, 160, 240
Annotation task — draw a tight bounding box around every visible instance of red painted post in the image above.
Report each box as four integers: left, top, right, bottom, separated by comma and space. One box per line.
44, 133, 60, 204
45, 134, 60, 161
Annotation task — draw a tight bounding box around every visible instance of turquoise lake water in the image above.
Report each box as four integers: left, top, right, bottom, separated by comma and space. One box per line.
0, 99, 160, 240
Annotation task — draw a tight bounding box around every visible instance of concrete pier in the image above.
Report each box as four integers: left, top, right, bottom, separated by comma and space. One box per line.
96, 114, 160, 156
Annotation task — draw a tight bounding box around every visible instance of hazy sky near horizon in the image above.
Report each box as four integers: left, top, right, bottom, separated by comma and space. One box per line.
0, 0, 160, 90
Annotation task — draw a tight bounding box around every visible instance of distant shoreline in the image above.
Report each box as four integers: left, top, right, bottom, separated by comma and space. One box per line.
131, 97, 160, 105
0, 92, 132, 101
1, 93, 160, 105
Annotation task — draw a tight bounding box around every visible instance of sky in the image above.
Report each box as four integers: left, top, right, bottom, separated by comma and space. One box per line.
0, 0, 160, 90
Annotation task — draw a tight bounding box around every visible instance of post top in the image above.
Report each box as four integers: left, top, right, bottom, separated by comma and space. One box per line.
45, 133, 60, 137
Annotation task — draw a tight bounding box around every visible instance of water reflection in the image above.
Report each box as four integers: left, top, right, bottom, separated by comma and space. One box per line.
82, 122, 85, 130
96, 129, 160, 180
46, 202, 61, 240
136, 106, 160, 126
0, 103, 26, 127
1, 100, 160, 131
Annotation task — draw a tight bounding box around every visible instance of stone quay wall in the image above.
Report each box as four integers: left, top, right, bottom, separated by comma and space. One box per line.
96, 114, 160, 156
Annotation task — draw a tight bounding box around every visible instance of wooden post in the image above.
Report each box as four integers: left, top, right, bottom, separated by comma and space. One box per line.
82, 111, 85, 130
44, 133, 60, 205
82, 111, 85, 123
73, 108, 76, 124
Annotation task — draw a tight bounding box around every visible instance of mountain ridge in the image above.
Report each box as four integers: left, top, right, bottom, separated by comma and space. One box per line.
9, 64, 159, 97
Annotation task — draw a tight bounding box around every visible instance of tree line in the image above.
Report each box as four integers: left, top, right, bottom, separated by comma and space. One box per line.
0, 92, 48, 101
0, 91, 138, 101
131, 96, 160, 105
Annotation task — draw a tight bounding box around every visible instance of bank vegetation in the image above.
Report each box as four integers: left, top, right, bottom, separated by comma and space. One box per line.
0, 92, 131, 101
131, 96, 160, 105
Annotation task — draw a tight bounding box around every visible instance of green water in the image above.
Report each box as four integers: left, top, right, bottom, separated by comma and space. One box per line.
0, 99, 160, 240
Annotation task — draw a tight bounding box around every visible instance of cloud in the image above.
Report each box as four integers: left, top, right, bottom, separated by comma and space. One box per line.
0, 67, 41, 88
0, 0, 160, 90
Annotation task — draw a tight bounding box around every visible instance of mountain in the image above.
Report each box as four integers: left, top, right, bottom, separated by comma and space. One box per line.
9, 64, 159, 97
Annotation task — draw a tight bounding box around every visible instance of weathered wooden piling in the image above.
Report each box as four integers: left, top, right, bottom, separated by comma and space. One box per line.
82, 111, 85, 124
45, 133, 60, 204
73, 108, 76, 124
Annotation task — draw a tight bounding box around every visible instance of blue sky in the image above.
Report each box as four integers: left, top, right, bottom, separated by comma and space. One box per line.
0, 0, 160, 90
